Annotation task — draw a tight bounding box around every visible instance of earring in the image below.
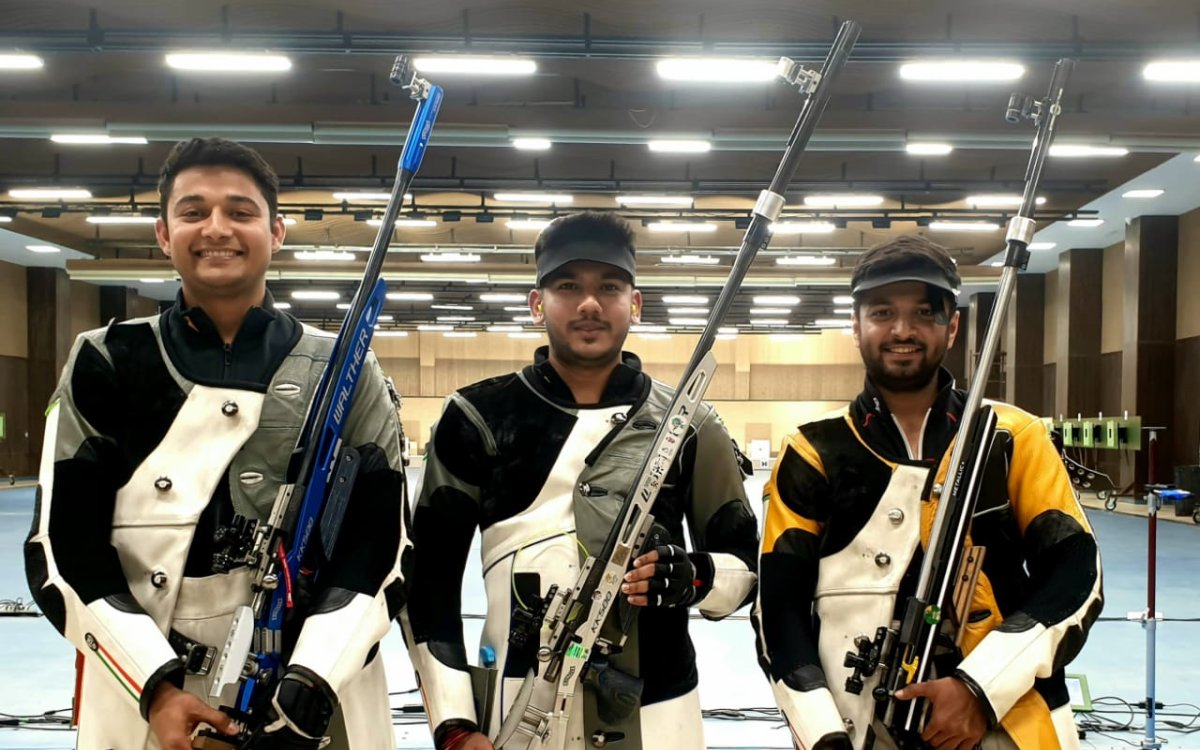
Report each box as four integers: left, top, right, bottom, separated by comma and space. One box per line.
631, 304, 638, 312
537, 304, 543, 312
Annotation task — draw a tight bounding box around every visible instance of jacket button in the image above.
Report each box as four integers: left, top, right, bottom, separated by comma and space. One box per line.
611, 412, 627, 425
221, 401, 239, 417
150, 570, 168, 589
887, 508, 905, 525
579, 482, 590, 495
154, 476, 173, 492
875, 552, 891, 567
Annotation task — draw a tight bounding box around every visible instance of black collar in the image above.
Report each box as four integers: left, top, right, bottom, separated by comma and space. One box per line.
849, 367, 965, 465
160, 289, 301, 391
524, 345, 649, 409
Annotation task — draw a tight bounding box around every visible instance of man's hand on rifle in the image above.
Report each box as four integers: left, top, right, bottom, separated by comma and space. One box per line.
895, 676, 988, 750
147, 682, 239, 750
244, 666, 335, 749
622, 545, 699, 608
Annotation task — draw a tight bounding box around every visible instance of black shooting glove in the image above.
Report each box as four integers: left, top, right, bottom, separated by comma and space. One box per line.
245, 666, 336, 749
642, 544, 699, 608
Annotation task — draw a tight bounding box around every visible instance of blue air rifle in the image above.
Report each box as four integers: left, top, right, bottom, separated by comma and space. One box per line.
841, 58, 1075, 749
493, 21, 861, 750
202, 55, 442, 741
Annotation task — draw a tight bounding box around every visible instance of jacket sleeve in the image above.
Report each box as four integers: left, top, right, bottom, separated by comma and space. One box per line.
288, 352, 411, 698
400, 393, 490, 742
23, 333, 185, 721
682, 406, 759, 619
753, 433, 849, 749
956, 414, 1104, 724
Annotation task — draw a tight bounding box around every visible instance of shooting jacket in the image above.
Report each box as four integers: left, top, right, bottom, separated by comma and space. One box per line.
405, 347, 759, 749
24, 294, 407, 749
755, 368, 1102, 750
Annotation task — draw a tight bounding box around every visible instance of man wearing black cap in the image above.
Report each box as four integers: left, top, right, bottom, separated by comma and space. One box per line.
755, 236, 1101, 750
404, 212, 759, 750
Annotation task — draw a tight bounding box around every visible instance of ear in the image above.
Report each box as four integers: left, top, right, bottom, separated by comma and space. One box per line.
529, 288, 545, 325
631, 288, 643, 324
155, 217, 172, 257
270, 214, 286, 254
851, 312, 861, 348
947, 309, 961, 349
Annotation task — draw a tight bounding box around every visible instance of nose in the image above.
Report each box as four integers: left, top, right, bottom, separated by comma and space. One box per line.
890, 313, 916, 338
577, 292, 602, 316
200, 208, 234, 240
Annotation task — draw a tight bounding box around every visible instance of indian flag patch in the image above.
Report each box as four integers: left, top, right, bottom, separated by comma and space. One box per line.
84, 632, 142, 702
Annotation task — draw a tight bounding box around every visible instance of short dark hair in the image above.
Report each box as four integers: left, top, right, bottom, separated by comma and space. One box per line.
850, 235, 961, 312
157, 137, 280, 220
534, 212, 636, 285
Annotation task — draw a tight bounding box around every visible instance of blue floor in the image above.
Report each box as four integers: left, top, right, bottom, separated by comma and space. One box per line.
2, 474, 1197, 749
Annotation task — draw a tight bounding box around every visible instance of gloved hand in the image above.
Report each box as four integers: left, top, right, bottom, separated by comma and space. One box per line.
621, 544, 699, 608
244, 667, 336, 749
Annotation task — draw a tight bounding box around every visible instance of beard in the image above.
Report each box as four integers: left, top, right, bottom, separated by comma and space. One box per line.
544, 318, 628, 370
861, 340, 946, 393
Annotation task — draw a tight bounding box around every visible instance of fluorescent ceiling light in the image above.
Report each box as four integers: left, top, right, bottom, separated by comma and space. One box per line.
662, 255, 720, 265
751, 307, 792, 315
436, 315, 475, 322
0, 54, 43, 70
512, 315, 534, 322
86, 215, 158, 224
667, 307, 710, 315
295, 250, 354, 261
488, 325, 522, 332
332, 192, 412, 201
26, 245, 61, 254
386, 291, 434, 301
928, 221, 999, 232
374, 330, 409, 337
375, 315, 394, 322
291, 290, 340, 300
899, 60, 1025, 82
989, 261, 1004, 267
493, 192, 573, 204
511, 138, 551, 151
648, 222, 718, 233
0, 216, 12, 223
770, 221, 836, 234
716, 333, 738, 340
655, 58, 778, 83
719, 327, 739, 334
662, 295, 708, 305
417, 324, 453, 331
814, 318, 854, 328
281, 217, 297, 225
616, 194, 694, 207
165, 52, 292, 73
906, 142, 954, 155
420, 252, 480, 263
1121, 189, 1164, 199
509, 332, 542, 339
273, 302, 291, 309
507, 219, 552, 231
480, 293, 527, 303
833, 295, 854, 305
9, 187, 92, 199
51, 133, 148, 145
1028, 242, 1057, 250
431, 304, 473, 311
776, 255, 837, 266
966, 194, 1046, 207
631, 325, 668, 333
412, 56, 536, 75
833, 308, 854, 315
1143, 60, 1200, 82
754, 294, 800, 306
669, 317, 708, 326
803, 194, 883, 208
749, 318, 789, 326
647, 139, 711, 153
1049, 144, 1128, 157
1067, 218, 1104, 227
503, 305, 529, 312
366, 218, 438, 227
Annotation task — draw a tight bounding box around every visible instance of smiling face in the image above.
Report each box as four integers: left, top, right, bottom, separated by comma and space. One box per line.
852, 280, 959, 393
155, 165, 284, 304
529, 260, 642, 370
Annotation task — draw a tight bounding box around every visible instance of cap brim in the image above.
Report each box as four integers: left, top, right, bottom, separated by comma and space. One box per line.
852, 267, 960, 297
536, 241, 636, 285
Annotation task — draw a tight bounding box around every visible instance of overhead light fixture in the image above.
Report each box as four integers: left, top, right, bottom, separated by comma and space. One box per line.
386, 291, 434, 301
412, 56, 537, 75
966, 194, 1047, 207
420, 252, 481, 263
1121, 188, 1164, 199
770, 221, 836, 234
667, 307, 711, 315
719, 327, 739, 334
833, 295, 854, 305
662, 255, 720, 265
509, 332, 542, 339
655, 58, 779, 83
833, 307, 854, 315
26, 244, 61, 254
9, 187, 92, 199
85, 215, 158, 224
291, 290, 340, 300
503, 305, 530, 312
669, 317, 708, 326
0, 216, 12, 223
1028, 242, 1057, 250
281, 217, 297, 225
295, 250, 355, 261
631, 325, 668, 333
928, 221, 1000, 232
273, 302, 292, 310
165, 51, 292, 73
814, 318, 855, 328
480, 293, 527, 303
375, 315, 394, 322
51, 133, 148, 145
648, 222, 718, 233
511, 314, 534, 322
0, 53, 44, 70
332, 192, 413, 201
366, 218, 438, 227
616, 194, 694, 207
431, 304, 474, 311
493, 192, 573, 204
1067, 218, 1104, 227
507, 219, 552, 231
1049, 144, 1128, 157
417, 324, 453, 331
776, 255, 837, 266
436, 315, 475, 322
990, 261, 1004, 267
488, 325, 522, 333
899, 59, 1025, 82
662, 295, 708, 305
754, 295, 800, 306
802, 194, 884, 208
751, 307, 792, 315
511, 137, 552, 150
750, 318, 789, 326
1143, 60, 1200, 82
647, 139, 712, 153
906, 142, 954, 155
374, 330, 409, 337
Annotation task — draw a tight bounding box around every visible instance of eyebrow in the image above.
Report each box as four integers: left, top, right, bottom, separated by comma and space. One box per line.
173, 194, 263, 210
